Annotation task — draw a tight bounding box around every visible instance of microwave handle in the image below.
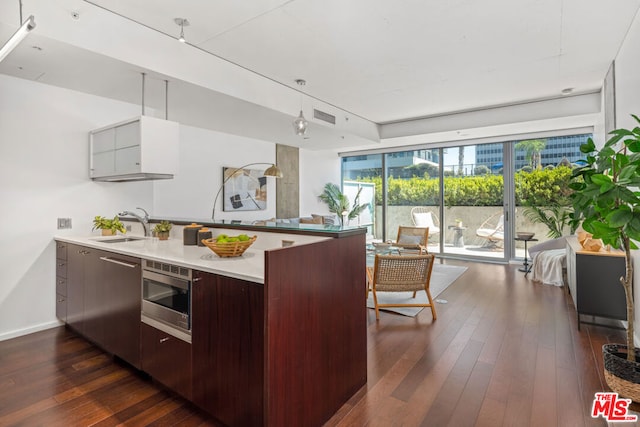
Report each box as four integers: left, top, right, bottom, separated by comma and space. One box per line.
99, 256, 138, 269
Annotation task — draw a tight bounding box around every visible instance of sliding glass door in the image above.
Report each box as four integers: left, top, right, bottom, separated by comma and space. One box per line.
341, 131, 592, 263
440, 143, 507, 260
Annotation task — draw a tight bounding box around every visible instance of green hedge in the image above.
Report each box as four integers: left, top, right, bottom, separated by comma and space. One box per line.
357, 166, 573, 206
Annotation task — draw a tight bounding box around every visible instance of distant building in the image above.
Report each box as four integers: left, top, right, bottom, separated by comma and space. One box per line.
342, 149, 439, 179
342, 133, 591, 180
475, 133, 592, 172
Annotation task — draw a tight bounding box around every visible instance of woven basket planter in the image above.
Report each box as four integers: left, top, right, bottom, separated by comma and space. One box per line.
603, 344, 640, 402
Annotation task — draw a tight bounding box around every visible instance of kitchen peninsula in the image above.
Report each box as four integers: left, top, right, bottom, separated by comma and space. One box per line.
55, 222, 367, 427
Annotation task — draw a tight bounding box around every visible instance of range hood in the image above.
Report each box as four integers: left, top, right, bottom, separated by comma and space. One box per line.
92, 172, 174, 182
89, 116, 179, 182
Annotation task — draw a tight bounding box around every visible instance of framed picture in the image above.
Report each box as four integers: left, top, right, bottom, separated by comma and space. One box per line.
222, 166, 268, 212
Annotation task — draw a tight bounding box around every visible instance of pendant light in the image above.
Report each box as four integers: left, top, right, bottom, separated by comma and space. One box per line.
174, 18, 189, 43
293, 79, 308, 136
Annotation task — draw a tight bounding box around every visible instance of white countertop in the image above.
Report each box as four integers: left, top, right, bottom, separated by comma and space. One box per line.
55, 235, 266, 284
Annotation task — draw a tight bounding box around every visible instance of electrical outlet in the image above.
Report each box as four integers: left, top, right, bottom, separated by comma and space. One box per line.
57, 218, 72, 229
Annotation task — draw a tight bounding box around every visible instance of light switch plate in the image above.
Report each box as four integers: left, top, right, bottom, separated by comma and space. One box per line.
57, 218, 72, 229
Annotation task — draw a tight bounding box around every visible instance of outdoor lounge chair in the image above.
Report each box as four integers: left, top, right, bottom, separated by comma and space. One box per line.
476, 212, 504, 246
410, 207, 441, 237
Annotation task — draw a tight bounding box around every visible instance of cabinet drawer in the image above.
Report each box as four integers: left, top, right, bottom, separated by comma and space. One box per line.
56, 293, 66, 322
56, 260, 67, 278
56, 276, 67, 296
56, 242, 67, 260
141, 323, 192, 400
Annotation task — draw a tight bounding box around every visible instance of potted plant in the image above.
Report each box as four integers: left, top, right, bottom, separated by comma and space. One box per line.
93, 215, 126, 236
570, 114, 640, 401
318, 183, 369, 226
153, 221, 172, 240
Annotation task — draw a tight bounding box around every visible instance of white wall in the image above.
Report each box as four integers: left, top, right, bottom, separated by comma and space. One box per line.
0, 74, 153, 340
0, 74, 342, 340
152, 125, 277, 222
614, 10, 640, 346
299, 149, 341, 217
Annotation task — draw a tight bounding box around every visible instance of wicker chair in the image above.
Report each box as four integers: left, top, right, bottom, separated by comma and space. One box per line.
395, 226, 429, 253
475, 212, 504, 246
366, 253, 437, 320
410, 207, 441, 237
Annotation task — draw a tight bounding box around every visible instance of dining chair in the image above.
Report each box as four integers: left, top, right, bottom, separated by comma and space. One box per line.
395, 226, 429, 254
366, 253, 437, 320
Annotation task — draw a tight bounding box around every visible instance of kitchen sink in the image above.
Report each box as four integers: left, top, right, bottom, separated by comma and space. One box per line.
92, 237, 146, 243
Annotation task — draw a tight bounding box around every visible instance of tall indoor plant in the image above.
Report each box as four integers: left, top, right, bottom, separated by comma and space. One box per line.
318, 183, 369, 226
570, 115, 640, 399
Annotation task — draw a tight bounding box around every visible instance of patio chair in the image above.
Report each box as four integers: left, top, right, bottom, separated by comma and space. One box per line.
367, 253, 437, 320
410, 207, 441, 237
395, 226, 429, 254
476, 212, 504, 246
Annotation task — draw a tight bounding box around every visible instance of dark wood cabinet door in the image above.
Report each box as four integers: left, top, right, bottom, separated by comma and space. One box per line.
82, 248, 106, 348
141, 323, 192, 399
101, 252, 142, 369
192, 271, 264, 427
63, 244, 141, 368
66, 244, 86, 334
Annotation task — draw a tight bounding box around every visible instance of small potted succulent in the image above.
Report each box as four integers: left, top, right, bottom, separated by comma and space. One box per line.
93, 215, 126, 236
153, 221, 172, 240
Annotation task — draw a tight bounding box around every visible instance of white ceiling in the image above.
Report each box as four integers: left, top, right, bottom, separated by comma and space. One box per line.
1, 0, 639, 150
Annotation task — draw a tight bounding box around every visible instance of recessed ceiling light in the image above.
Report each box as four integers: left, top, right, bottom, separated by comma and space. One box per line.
561, 88, 574, 95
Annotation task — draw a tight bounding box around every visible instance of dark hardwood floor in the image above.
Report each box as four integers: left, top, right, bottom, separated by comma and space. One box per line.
0, 259, 629, 426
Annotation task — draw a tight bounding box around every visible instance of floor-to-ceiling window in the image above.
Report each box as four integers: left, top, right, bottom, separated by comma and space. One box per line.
512, 134, 588, 257
341, 131, 591, 262
342, 154, 383, 240
441, 143, 506, 260
384, 149, 441, 253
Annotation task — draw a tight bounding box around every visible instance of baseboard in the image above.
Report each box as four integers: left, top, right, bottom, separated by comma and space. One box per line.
0, 320, 64, 342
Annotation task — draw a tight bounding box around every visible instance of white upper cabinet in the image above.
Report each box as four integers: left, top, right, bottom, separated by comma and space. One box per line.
89, 116, 179, 181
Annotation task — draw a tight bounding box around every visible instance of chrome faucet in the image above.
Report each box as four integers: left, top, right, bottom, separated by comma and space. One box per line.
118, 207, 150, 237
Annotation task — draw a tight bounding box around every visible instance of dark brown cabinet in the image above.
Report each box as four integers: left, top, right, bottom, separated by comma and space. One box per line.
55, 242, 68, 322
57, 229, 366, 427
141, 323, 192, 399
57, 241, 141, 369
100, 253, 142, 368
66, 243, 92, 335
566, 236, 627, 328
191, 270, 264, 427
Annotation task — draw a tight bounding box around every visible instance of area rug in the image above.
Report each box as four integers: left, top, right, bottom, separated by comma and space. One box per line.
366, 263, 467, 317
